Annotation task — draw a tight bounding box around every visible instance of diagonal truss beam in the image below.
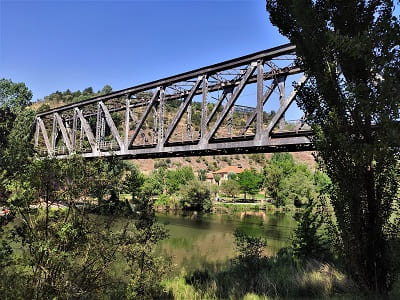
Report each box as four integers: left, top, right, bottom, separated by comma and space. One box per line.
75, 108, 97, 152
127, 88, 160, 148
163, 76, 203, 144
99, 101, 124, 150
129, 109, 148, 143
33, 44, 316, 160
240, 80, 278, 135
202, 64, 257, 143
37, 117, 52, 155
264, 75, 308, 137
54, 113, 73, 153
205, 88, 230, 127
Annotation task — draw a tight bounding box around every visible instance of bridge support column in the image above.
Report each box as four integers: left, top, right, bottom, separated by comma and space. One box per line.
187, 103, 192, 139
34, 118, 39, 148
51, 115, 57, 154
153, 106, 158, 144
201, 76, 208, 138
157, 87, 165, 149
124, 96, 131, 149
72, 110, 77, 152
278, 76, 286, 130
255, 60, 264, 143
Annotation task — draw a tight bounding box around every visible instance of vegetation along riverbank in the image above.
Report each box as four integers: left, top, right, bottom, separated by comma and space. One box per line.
1, 1, 400, 298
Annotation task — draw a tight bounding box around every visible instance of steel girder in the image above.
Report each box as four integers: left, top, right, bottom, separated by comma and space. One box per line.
33, 43, 314, 159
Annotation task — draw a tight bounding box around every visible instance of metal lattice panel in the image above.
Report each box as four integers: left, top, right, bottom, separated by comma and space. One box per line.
34, 44, 313, 159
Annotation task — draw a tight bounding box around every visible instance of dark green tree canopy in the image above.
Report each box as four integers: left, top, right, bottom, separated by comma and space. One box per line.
0, 78, 32, 112
266, 0, 400, 294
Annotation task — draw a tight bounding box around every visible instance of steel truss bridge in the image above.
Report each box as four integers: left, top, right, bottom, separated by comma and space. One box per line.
34, 44, 314, 159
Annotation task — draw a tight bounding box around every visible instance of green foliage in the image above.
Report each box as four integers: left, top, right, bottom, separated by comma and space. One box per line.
181, 250, 355, 299
0, 78, 32, 112
280, 164, 317, 207
264, 153, 296, 206
1, 155, 171, 298
237, 169, 262, 200
88, 156, 129, 210
166, 166, 195, 195
198, 169, 207, 181
142, 168, 166, 197
0, 79, 34, 199
0, 108, 16, 175
213, 173, 221, 185
249, 153, 266, 164
179, 179, 212, 211
292, 197, 331, 261
154, 194, 179, 210
266, 0, 400, 293
3, 108, 35, 176
124, 163, 145, 201
125, 195, 170, 299
234, 229, 266, 260
42, 84, 113, 106
100, 84, 113, 94
35, 103, 50, 113
220, 179, 240, 199
154, 158, 170, 169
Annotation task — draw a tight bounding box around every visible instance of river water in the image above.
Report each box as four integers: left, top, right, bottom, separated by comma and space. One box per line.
156, 211, 297, 274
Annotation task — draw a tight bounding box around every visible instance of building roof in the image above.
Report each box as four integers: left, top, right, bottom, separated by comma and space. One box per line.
206, 173, 214, 179
214, 166, 244, 174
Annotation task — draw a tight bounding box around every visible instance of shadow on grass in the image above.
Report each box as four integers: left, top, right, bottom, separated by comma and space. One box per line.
184, 249, 358, 299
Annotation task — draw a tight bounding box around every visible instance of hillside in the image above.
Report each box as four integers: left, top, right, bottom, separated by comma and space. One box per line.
133, 152, 315, 175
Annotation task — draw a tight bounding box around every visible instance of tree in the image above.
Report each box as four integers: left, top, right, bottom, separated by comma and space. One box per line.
2, 108, 35, 176
198, 169, 207, 181
263, 153, 296, 206
0, 79, 33, 202
0, 78, 32, 112
179, 179, 212, 211
213, 173, 221, 186
88, 156, 128, 211
124, 163, 145, 201
100, 84, 113, 95
280, 164, 316, 207
165, 166, 195, 195
266, 0, 400, 294
220, 179, 241, 199
291, 196, 330, 261
237, 169, 262, 200
125, 191, 170, 299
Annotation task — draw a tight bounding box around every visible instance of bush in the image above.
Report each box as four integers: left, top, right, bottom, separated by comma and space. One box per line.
179, 179, 212, 212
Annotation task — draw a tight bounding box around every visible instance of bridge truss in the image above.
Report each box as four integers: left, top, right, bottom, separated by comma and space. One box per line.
34, 44, 313, 159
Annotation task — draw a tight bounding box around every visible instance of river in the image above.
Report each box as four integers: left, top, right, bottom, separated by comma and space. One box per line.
155, 211, 297, 274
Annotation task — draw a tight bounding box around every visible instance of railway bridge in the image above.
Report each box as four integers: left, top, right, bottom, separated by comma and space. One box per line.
34, 43, 313, 159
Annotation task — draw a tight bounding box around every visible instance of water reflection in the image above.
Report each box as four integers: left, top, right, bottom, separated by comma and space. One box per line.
156, 211, 296, 273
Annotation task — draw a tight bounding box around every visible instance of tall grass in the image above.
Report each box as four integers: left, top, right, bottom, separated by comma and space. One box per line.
163, 252, 361, 299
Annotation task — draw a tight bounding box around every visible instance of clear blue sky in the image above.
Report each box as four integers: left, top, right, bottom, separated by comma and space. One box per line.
0, 0, 287, 102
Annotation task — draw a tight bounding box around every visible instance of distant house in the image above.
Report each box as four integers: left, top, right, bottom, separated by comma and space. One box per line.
206, 165, 244, 184
206, 173, 214, 183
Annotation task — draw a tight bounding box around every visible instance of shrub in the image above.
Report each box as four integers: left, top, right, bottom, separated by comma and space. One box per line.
179, 179, 212, 212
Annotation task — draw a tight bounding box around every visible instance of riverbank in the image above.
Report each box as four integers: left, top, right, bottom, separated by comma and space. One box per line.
154, 201, 302, 214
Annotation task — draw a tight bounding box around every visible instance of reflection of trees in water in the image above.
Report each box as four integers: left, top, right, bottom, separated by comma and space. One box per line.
156, 212, 296, 273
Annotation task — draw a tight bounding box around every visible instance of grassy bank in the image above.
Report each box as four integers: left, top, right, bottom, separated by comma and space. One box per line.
163, 258, 400, 299
162, 256, 362, 299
